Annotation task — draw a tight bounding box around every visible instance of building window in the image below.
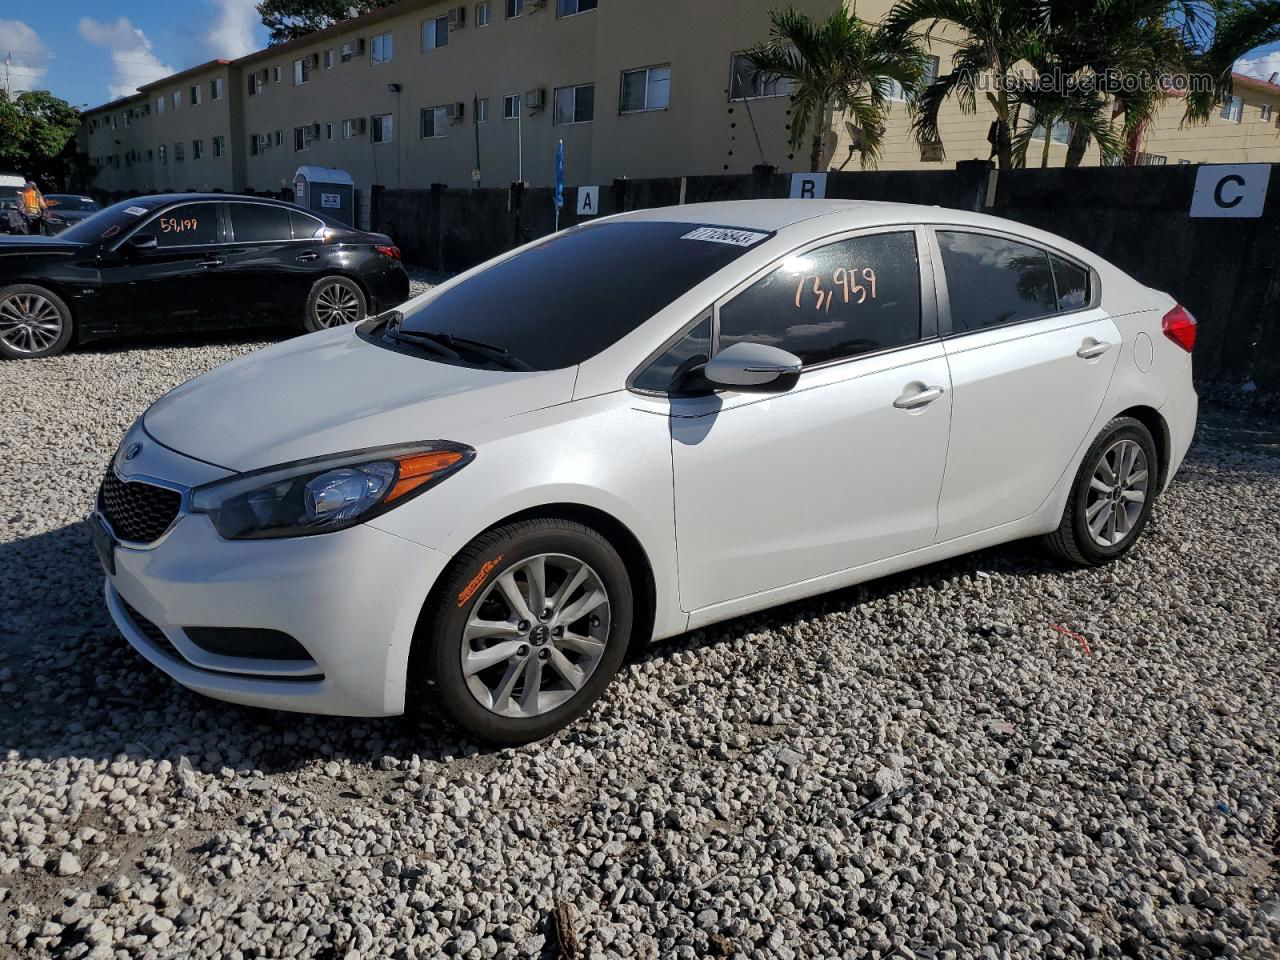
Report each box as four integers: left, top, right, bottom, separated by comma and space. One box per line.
371, 32, 393, 64
274, 129, 283, 146
1220, 95, 1244, 122
192, 139, 203, 160
729, 53, 798, 100
211, 77, 223, 100
503, 93, 521, 119
554, 83, 594, 125
476, 97, 490, 122
172, 90, 182, 109
325, 122, 334, 139
1030, 112, 1072, 144
423, 16, 449, 49
294, 58, 311, 84
341, 39, 362, 62
476, 2, 491, 26
506, 0, 523, 18
371, 113, 394, 142
273, 65, 282, 82
620, 65, 671, 113
295, 126, 309, 151
324, 49, 334, 69
159, 144, 167, 163
889, 54, 938, 101
190, 84, 202, 105
174, 142, 185, 162
213, 136, 225, 157
1262, 104, 1274, 121
248, 72, 263, 95
421, 105, 448, 138
558, 0, 597, 15
342, 118, 358, 138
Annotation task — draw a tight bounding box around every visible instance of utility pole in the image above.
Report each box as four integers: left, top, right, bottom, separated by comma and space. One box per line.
4, 51, 12, 97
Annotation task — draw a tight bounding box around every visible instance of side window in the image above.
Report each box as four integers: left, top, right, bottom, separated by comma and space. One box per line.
1050, 253, 1090, 311
633, 316, 711, 393
151, 204, 219, 246
937, 231, 1057, 332
290, 212, 323, 239
229, 203, 294, 242
718, 231, 921, 366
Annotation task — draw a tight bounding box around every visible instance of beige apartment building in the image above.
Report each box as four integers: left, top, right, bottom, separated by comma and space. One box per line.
76, 0, 1280, 199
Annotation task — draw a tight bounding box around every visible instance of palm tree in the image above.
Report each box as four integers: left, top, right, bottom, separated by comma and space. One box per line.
884, 0, 1046, 170
745, 6, 930, 172
1185, 0, 1280, 122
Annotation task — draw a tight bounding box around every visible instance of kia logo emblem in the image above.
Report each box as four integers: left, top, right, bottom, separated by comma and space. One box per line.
123, 441, 143, 462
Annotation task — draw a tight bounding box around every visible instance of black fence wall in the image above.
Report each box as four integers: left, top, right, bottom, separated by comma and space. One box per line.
374, 163, 1277, 390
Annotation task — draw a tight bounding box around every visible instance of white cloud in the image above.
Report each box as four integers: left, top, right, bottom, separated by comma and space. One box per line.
1236, 50, 1280, 83
1, 20, 51, 92
207, 0, 259, 58
77, 16, 175, 99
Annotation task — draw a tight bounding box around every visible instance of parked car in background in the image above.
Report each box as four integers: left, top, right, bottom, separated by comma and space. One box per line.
43, 195, 102, 233
94, 200, 1198, 744
0, 193, 408, 359
0, 173, 31, 235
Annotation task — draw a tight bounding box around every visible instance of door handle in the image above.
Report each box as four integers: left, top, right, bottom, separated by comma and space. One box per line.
893, 385, 945, 409
1076, 339, 1112, 359
198, 257, 224, 268
295, 251, 319, 262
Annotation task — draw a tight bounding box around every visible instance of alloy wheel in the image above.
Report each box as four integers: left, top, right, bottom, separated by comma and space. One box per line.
0, 293, 63, 355
1085, 438, 1149, 547
313, 283, 362, 327
460, 553, 611, 719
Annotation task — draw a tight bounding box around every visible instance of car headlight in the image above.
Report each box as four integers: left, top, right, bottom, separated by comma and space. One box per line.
190, 441, 473, 539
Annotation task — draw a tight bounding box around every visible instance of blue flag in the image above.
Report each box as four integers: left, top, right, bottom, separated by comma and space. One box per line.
554, 139, 565, 212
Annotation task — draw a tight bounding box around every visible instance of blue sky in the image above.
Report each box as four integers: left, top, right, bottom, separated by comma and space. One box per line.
3, 0, 266, 108
3, 1, 1279, 108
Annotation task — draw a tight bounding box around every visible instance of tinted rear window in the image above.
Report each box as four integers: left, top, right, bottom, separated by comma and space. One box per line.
396, 221, 768, 370
937, 231, 1057, 332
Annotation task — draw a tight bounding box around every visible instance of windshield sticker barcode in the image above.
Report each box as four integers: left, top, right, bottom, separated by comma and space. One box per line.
681, 227, 769, 247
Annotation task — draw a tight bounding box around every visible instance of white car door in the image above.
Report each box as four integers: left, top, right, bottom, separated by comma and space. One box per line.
930, 228, 1122, 542
654, 227, 953, 614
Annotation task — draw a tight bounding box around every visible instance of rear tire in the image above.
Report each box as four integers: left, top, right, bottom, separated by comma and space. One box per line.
304, 276, 366, 332
416, 518, 633, 745
0, 284, 73, 360
1044, 416, 1158, 566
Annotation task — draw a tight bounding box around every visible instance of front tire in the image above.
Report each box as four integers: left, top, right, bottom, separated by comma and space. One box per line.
1044, 416, 1158, 566
304, 276, 366, 332
418, 518, 633, 745
0, 284, 73, 360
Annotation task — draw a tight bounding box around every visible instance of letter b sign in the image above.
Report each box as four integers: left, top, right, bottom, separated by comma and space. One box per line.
790, 173, 828, 199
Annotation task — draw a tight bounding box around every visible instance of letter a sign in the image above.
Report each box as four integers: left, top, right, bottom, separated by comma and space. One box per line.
1190, 164, 1270, 218
790, 173, 827, 199
577, 185, 600, 217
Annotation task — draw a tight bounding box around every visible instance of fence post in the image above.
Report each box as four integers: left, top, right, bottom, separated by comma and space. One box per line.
369, 184, 384, 233
611, 178, 632, 213
954, 159, 996, 211
429, 183, 447, 271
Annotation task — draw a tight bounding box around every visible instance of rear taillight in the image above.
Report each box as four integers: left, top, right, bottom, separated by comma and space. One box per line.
1161, 304, 1197, 353
375, 244, 401, 260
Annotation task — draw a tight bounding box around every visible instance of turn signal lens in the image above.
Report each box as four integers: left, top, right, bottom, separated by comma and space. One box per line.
387, 450, 465, 503
1161, 304, 1197, 353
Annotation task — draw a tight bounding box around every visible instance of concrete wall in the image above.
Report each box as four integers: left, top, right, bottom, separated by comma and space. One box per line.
375, 163, 1280, 390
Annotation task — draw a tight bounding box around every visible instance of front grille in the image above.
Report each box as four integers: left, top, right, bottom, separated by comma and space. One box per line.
99, 470, 182, 544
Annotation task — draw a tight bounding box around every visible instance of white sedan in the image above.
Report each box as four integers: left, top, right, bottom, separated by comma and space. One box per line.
94, 200, 1198, 743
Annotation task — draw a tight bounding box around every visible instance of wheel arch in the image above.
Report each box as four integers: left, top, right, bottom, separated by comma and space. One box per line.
411, 502, 658, 659
0, 278, 79, 347
1116, 404, 1171, 491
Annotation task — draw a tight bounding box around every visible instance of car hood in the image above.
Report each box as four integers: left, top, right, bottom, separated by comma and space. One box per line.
0, 235, 84, 255
144, 327, 579, 472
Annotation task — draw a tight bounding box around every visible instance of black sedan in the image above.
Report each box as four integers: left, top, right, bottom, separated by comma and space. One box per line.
42, 195, 102, 233
0, 193, 410, 359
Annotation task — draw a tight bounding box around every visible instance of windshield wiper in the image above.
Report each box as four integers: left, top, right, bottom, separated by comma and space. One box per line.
400, 328, 530, 371
384, 327, 463, 362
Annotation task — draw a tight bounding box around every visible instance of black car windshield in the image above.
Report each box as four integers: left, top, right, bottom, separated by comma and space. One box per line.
392, 221, 770, 370
48, 196, 99, 211
59, 198, 161, 244
0, 186, 19, 209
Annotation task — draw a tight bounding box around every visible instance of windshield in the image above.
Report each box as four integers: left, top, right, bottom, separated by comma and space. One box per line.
47, 196, 99, 212
0, 186, 19, 209
391, 220, 771, 371
58, 197, 160, 244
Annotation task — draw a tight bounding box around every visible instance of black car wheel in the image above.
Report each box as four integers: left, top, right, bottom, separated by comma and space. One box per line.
0, 284, 74, 360
305, 276, 367, 332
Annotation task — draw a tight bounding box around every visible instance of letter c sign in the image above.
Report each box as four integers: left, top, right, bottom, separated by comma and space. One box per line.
1190, 164, 1270, 218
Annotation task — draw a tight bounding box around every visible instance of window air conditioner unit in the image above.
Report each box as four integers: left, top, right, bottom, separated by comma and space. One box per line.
524, 88, 545, 111
446, 101, 465, 122
448, 6, 466, 28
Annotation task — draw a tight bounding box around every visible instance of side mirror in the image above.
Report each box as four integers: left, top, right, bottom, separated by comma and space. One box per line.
125, 233, 158, 252
702, 341, 803, 393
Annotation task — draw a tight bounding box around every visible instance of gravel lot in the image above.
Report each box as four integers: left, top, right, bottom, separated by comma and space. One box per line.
2, 294, 1278, 959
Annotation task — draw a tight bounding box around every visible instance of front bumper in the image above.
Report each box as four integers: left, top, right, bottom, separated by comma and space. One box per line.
100, 437, 451, 717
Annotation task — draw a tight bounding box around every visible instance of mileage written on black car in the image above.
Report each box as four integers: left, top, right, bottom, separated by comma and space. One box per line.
0, 193, 410, 360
